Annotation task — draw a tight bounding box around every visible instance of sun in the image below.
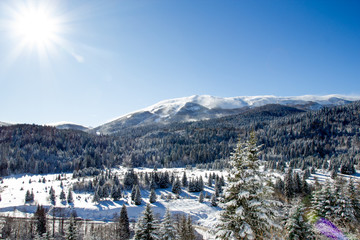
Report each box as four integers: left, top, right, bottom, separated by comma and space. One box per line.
2, 0, 69, 62
13, 7, 59, 47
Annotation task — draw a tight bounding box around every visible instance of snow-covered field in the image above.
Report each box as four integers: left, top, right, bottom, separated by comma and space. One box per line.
0, 168, 226, 235
0, 166, 358, 239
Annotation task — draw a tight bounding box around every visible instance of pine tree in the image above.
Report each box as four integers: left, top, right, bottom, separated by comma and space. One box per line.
211, 194, 217, 207
158, 209, 178, 240
25, 189, 34, 203
66, 215, 77, 240
285, 203, 315, 240
111, 185, 121, 201
118, 204, 130, 239
171, 178, 181, 195
134, 203, 159, 240
67, 190, 74, 204
49, 186, 56, 205
284, 168, 294, 201
207, 174, 213, 187
198, 191, 204, 203
34, 205, 47, 236
216, 132, 281, 240
134, 185, 142, 205
347, 178, 360, 222
149, 188, 157, 203
131, 184, 137, 201
60, 189, 66, 201
334, 187, 356, 228
181, 172, 188, 187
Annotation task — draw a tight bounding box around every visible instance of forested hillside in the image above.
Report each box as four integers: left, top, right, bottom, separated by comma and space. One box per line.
0, 102, 359, 176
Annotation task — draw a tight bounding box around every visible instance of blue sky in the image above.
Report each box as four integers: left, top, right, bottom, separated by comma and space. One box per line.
0, 0, 359, 127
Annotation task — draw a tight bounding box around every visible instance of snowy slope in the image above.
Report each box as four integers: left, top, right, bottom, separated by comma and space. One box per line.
94, 94, 359, 134
47, 121, 89, 131
0, 121, 12, 127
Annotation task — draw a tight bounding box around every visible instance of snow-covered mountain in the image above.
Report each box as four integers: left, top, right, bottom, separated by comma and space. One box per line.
93, 94, 359, 134
0, 121, 12, 127
47, 121, 90, 131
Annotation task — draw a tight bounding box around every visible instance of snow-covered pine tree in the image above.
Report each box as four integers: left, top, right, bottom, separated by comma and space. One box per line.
334, 186, 356, 228
34, 205, 47, 236
182, 172, 188, 187
199, 191, 204, 203
284, 168, 294, 202
134, 203, 159, 240
130, 184, 136, 201
211, 194, 217, 207
134, 185, 142, 205
347, 178, 360, 222
149, 188, 157, 203
208, 174, 213, 187
49, 186, 56, 205
67, 189, 74, 204
216, 132, 281, 240
60, 189, 66, 201
312, 181, 335, 219
118, 204, 130, 239
285, 203, 315, 240
172, 178, 181, 195
66, 214, 77, 240
111, 185, 122, 201
158, 209, 178, 240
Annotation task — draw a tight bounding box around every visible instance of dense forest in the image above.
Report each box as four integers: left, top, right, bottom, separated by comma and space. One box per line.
0, 102, 359, 176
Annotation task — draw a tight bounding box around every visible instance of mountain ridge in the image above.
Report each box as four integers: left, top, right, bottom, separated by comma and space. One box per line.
93, 94, 359, 134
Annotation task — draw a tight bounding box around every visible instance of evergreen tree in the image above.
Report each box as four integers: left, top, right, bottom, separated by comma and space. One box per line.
334, 187, 356, 228
92, 187, 100, 203
158, 209, 178, 240
181, 172, 188, 187
49, 186, 56, 205
149, 188, 157, 203
34, 205, 47, 236
330, 169, 337, 179
207, 174, 213, 187
134, 185, 142, 205
347, 178, 360, 222
171, 178, 181, 195
285, 203, 315, 240
67, 190, 74, 204
177, 214, 196, 240
211, 194, 217, 207
134, 203, 159, 240
111, 185, 121, 201
60, 189, 66, 201
25, 189, 34, 203
131, 184, 137, 201
118, 204, 130, 239
284, 168, 294, 201
66, 215, 77, 240
198, 191, 204, 203
216, 133, 280, 240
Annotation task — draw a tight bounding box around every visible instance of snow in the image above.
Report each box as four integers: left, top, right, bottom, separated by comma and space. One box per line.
0, 167, 358, 239
105, 94, 360, 125
0, 168, 225, 237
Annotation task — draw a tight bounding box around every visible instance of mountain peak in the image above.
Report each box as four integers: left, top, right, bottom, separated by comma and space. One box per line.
93, 94, 360, 134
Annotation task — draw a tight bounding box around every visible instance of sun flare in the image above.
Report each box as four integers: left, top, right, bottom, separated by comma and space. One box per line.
13, 8, 59, 46
2, 0, 71, 63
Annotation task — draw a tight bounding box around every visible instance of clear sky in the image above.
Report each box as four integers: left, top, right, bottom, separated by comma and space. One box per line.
0, 0, 359, 127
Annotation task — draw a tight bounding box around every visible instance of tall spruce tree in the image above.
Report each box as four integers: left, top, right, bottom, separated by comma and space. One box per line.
134, 203, 159, 240
34, 205, 47, 236
149, 188, 157, 203
118, 204, 130, 239
216, 132, 280, 240
134, 185, 142, 205
285, 203, 315, 240
158, 209, 178, 240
